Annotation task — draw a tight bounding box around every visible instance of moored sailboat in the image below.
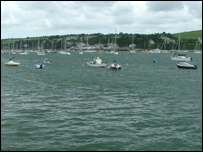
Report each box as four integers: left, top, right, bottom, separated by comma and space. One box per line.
5, 57, 20, 66
171, 34, 192, 61
109, 28, 121, 70
5, 39, 20, 66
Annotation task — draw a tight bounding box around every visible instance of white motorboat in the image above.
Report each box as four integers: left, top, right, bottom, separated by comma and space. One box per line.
176, 62, 197, 69
35, 63, 45, 69
171, 54, 192, 62
87, 57, 106, 68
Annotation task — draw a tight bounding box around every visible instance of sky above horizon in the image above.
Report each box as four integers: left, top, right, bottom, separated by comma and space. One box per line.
1, 1, 202, 39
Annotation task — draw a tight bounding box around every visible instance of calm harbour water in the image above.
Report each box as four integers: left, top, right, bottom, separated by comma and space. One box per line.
1, 51, 202, 151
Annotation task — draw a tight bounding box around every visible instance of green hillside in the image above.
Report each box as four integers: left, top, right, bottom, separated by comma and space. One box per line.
172, 30, 202, 40
1, 30, 202, 50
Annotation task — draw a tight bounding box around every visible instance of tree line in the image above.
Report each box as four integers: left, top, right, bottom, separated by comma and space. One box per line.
1, 32, 202, 50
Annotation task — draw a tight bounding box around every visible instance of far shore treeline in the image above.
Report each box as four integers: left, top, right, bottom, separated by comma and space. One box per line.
1, 30, 202, 51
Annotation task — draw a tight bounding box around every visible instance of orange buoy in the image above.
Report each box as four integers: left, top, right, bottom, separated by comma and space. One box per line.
107, 66, 110, 69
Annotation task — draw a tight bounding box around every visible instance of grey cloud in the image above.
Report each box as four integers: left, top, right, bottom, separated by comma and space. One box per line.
1, 1, 202, 39
146, 1, 184, 12
184, 1, 202, 19
78, 1, 116, 8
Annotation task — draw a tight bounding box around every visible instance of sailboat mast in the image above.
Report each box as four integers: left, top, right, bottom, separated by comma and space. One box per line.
80, 37, 82, 50
8, 38, 10, 58
99, 39, 100, 52
64, 37, 66, 51
132, 35, 134, 51
164, 39, 166, 50
114, 28, 116, 52
38, 37, 39, 50
108, 37, 109, 49
20, 39, 22, 50
178, 34, 180, 51
13, 39, 14, 51
61, 37, 63, 51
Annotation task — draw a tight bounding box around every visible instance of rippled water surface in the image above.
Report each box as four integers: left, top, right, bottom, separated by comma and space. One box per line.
1, 52, 202, 151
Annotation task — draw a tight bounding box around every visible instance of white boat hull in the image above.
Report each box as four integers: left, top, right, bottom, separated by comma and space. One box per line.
19, 52, 27, 55
171, 56, 192, 62
36, 51, 45, 55
87, 63, 106, 67
5, 60, 20, 66
148, 49, 161, 53
176, 62, 197, 69
193, 51, 202, 53
35, 64, 45, 69
109, 63, 121, 70
58, 51, 70, 55
87, 57, 106, 67
129, 50, 136, 53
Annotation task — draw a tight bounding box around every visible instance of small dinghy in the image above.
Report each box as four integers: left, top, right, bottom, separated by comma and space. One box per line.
35, 63, 45, 69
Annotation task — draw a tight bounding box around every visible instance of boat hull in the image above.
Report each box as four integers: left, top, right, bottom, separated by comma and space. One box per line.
177, 65, 197, 69
87, 57, 106, 68
59, 52, 70, 55
87, 63, 106, 68
109, 63, 121, 70
5, 63, 20, 66
176, 62, 197, 69
5, 60, 20, 66
19, 52, 27, 55
44, 58, 52, 64
87, 61, 106, 68
171, 56, 192, 62
36, 51, 45, 55
110, 66, 121, 70
35, 64, 45, 69
44, 62, 52, 64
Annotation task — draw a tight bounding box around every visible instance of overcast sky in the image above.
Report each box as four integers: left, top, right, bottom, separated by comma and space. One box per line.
1, 1, 202, 39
